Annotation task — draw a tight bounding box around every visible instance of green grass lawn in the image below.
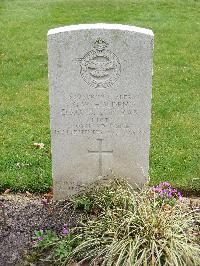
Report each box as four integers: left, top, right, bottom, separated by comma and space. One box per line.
0, 0, 199, 194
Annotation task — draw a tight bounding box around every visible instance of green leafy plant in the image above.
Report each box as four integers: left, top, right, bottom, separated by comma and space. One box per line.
30, 179, 200, 266
71, 179, 133, 214
33, 228, 59, 251
32, 225, 80, 264
71, 194, 94, 213
65, 179, 200, 266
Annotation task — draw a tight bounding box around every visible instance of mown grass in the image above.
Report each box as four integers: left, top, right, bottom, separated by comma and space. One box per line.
0, 0, 199, 193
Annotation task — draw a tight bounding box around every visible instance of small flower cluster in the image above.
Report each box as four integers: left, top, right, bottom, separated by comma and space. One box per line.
152, 182, 183, 205
32, 228, 45, 246
62, 224, 69, 236
37, 228, 44, 241
41, 198, 48, 206
33, 223, 70, 246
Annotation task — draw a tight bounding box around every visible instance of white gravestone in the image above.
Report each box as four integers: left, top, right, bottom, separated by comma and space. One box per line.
48, 24, 154, 200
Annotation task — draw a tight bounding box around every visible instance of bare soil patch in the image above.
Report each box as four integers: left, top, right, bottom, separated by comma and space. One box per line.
0, 193, 81, 266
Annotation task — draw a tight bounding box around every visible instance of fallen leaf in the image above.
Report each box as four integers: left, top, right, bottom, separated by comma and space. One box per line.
16, 162, 21, 168
4, 189, 11, 194
26, 191, 32, 197
16, 162, 31, 168
81, 261, 90, 266
162, 204, 172, 212
44, 191, 53, 200
33, 142, 45, 149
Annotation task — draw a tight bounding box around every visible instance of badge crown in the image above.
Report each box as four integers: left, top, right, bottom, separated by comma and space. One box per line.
93, 38, 108, 51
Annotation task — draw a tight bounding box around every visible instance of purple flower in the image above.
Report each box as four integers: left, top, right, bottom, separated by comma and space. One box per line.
61, 223, 70, 235
41, 198, 48, 206
62, 227, 69, 235
168, 192, 172, 198
178, 192, 183, 201
152, 186, 162, 193
151, 181, 183, 205
37, 236, 44, 241
161, 182, 171, 187
159, 191, 164, 198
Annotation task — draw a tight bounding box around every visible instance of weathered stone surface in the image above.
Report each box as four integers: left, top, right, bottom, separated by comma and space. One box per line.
48, 24, 154, 200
